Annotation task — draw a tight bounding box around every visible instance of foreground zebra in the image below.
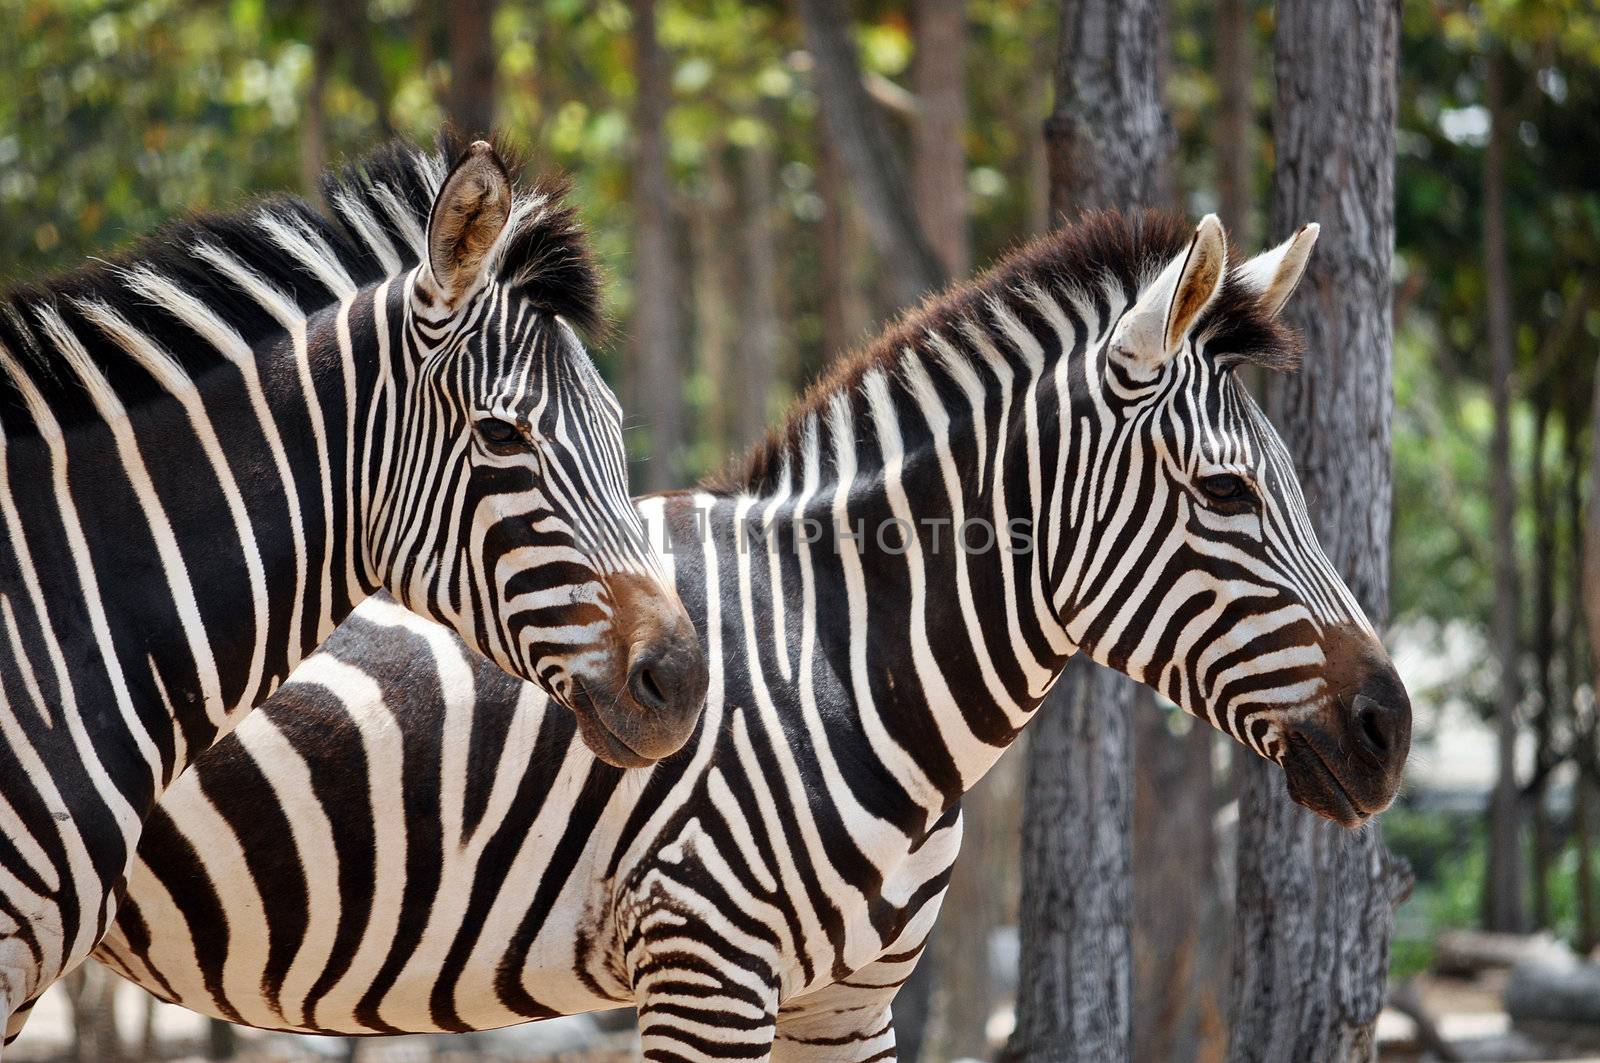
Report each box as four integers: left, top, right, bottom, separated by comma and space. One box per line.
99, 212, 1410, 1060
0, 139, 707, 1046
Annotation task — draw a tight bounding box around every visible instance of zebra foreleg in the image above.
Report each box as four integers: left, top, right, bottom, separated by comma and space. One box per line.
634, 952, 780, 1062
1, 992, 37, 1052
1, 935, 40, 1052
771, 889, 945, 1063
771, 952, 920, 1063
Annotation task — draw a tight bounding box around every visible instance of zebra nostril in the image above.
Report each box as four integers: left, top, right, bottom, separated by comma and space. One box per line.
627, 656, 671, 712
1352, 692, 1405, 761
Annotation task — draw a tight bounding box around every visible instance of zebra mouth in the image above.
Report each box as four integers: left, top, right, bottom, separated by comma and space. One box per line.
568, 681, 656, 769
1282, 734, 1373, 828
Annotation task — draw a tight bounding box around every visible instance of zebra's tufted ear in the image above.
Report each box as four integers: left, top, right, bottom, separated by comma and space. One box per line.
426, 141, 512, 306
1234, 223, 1319, 318
1108, 214, 1228, 376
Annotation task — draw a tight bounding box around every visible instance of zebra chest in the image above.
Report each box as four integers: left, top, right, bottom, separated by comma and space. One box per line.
603, 763, 967, 1008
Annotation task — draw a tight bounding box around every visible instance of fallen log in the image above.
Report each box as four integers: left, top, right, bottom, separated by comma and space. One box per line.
1432, 930, 1567, 977
1505, 952, 1600, 1027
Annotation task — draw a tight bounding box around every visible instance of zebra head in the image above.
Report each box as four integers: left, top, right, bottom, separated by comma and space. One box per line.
1067, 215, 1409, 826
372, 141, 707, 767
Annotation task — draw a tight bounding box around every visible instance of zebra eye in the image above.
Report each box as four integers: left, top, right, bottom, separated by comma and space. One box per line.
1197, 473, 1252, 506
475, 418, 526, 452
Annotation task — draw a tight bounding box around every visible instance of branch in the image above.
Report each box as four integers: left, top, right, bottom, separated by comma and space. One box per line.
793, 0, 947, 305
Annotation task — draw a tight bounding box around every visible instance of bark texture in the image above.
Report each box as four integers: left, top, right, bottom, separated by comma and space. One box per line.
795, 0, 947, 304
1042, 0, 1172, 220
444, 0, 497, 136
1005, 3, 1169, 1059
1483, 47, 1527, 934
1004, 659, 1137, 1061
627, 0, 686, 492
1132, 715, 1226, 1063
1227, 2, 1411, 1058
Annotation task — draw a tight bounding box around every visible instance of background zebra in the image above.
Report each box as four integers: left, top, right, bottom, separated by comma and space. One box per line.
98, 210, 1410, 1059
0, 137, 707, 1047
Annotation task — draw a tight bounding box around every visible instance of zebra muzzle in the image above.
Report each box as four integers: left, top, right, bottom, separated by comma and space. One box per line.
1281, 625, 1412, 826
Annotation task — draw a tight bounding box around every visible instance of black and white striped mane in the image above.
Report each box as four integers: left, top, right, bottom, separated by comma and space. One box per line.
0, 135, 600, 433
721, 209, 1301, 495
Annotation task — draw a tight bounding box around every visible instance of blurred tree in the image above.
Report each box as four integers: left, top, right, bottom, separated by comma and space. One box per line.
795, 0, 946, 305
1212, 0, 1253, 243
445, 0, 498, 135
910, 0, 968, 275
816, 131, 874, 362
1482, 44, 1528, 935
735, 136, 780, 448
627, 0, 687, 491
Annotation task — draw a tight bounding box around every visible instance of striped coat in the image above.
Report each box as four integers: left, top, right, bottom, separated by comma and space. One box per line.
0, 138, 704, 1047
101, 212, 1409, 1060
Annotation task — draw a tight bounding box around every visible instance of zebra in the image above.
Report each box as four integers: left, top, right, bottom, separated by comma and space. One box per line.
0, 137, 708, 1047
94, 211, 1410, 1060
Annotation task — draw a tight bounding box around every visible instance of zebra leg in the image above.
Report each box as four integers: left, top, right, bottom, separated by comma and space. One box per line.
2, 992, 37, 1049
771, 948, 926, 1063
1, 934, 38, 1050
634, 957, 779, 1062
772, 895, 945, 1063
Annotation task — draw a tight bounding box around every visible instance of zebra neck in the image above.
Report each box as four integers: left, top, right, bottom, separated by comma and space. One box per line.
696, 312, 1120, 819
0, 279, 394, 793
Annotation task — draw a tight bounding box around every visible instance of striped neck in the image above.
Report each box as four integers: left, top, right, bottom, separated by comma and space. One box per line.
700, 284, 1127, 823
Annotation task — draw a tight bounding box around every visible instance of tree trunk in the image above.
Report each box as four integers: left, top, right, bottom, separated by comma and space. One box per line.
690, 153, 735, 456
1005, 4, 1169, 1060
794, 0, 947, 305
1586, 302, 1600, 818
1003, 659, 1136, 1060
911, 0, 969, 276
63, 965, 123, 1063
1132, 715, 1226, 1063
1226, 2, 1409, 1058
1130, 20, 1226, 1047
300, 0, 333, 199
1580, 775, 1599, 955
208, 1016, 237, 1060
1214, 0, 1253, 244
331, 0, 393, 136
1483, 46, 1527, 935
1041, 0, 1172, 220
816, 131, 873, 364
928, 774, 1005, 1061
735, 141, 780, 450
1572, 414, 1598, 955
444, 0, 497, 136
1529, 404, 1557, 930
627, 0, 686, 491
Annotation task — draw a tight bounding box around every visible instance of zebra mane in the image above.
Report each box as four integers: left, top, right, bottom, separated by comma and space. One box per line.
713, 209, 1299, 495
0, 134, 599, 432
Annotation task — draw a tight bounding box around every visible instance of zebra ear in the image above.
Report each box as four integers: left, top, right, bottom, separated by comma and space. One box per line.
426, 141, 513, 305
1233, 223, 1319, 318
1108, 214, 1228, 375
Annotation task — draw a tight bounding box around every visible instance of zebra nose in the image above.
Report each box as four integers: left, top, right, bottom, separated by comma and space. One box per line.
627, 655, 670, 712
627, 633, 706, 716
1352, 666, 1411, 765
